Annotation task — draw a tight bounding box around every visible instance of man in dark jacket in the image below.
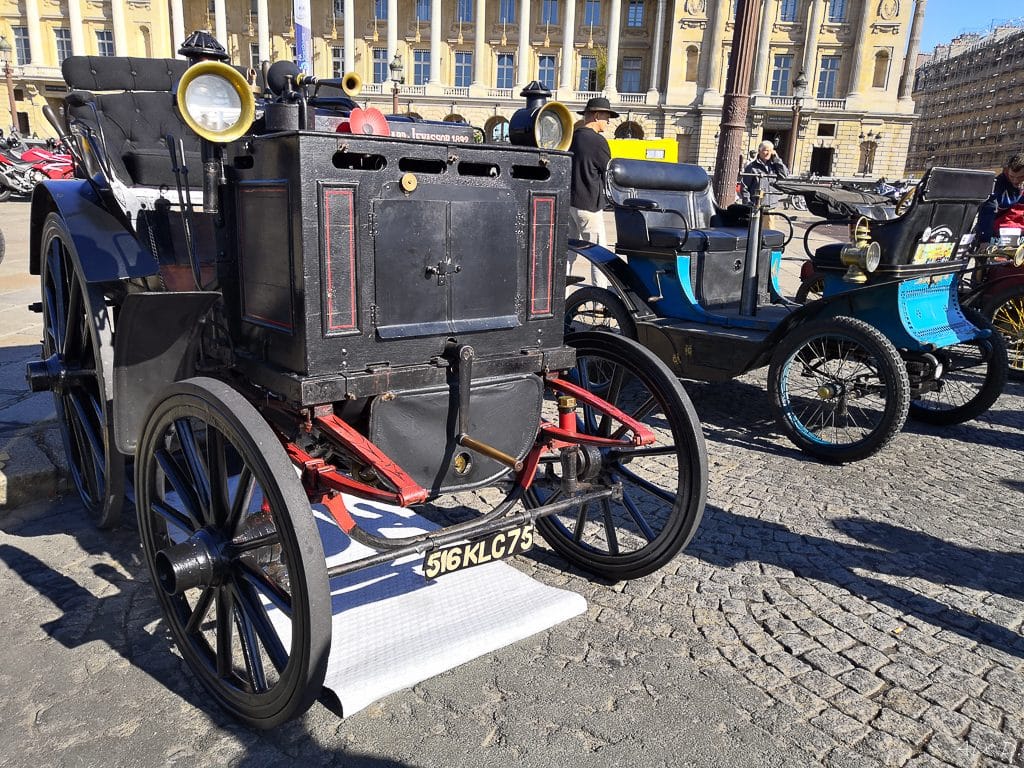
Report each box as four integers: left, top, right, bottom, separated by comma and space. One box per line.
569, 97, 618, 246
742, 140, 789, 208
976, 152, 1024, 244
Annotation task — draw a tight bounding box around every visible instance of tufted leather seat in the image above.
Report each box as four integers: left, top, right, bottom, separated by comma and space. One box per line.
62, 56, 200, 188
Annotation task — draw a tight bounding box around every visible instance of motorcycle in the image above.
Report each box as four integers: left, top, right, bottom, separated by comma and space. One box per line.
0, 150, 47, 201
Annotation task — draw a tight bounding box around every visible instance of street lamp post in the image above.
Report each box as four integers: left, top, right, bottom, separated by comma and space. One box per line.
786, 70, 808, 173
0, 36, 16, 133
389, 53, 404, 115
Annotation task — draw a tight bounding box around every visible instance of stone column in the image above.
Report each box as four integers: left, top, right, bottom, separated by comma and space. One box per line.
751, 0, 776, 95
517, 0, 532, 86
111, 0, 129, 56
344, 0, 355, 73
800, 0, 826, 90
24, 0, 42, 63
703, 0, 724, 94
388, 0, 398, 71
845, 0, 872, 97
213, 0, 227, 51
69, 0, 87, 55
474, 0, 487, 85
899, 0, 927, 100
559, 0, 576, 90
605, 0, 621, 94
648, 0, 667, 94
430, 0, 441, 84
257, 0, 270, 64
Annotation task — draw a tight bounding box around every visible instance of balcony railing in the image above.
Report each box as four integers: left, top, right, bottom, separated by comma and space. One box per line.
487, 88, 514, 98
361, 82, 383, 94
573, 90, 603, 101
619, 92, 645, 105
443, 86, 470, 97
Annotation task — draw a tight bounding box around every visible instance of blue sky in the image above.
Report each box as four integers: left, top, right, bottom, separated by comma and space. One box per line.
920, 0, 1021, 50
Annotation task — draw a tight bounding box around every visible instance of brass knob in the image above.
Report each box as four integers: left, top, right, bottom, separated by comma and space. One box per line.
400, 172, 417, 193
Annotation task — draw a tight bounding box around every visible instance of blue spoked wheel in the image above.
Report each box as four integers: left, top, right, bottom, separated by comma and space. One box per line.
525, 332, 707, 581
39, 213, 125, 527
135, 378, 331, 728
768, 316, 910, 463
909, 307, 1008, 424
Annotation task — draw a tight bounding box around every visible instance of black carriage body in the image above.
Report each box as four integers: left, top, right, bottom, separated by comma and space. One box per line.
221, 131, 573, 406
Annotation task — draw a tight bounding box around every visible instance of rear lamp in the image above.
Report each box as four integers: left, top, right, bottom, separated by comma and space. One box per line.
509, 81, 573, 152
176, 61, 256, 144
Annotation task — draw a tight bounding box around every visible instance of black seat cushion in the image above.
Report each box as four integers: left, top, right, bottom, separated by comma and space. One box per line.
647, 227, 748, 252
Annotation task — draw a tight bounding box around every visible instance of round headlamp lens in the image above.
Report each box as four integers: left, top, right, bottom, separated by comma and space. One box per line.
865, 242, 881, 273
184, 74, 243, 133
535, 110, 564, 149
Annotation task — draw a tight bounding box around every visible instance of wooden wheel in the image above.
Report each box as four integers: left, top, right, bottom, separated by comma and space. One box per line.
135, 377, 331, 728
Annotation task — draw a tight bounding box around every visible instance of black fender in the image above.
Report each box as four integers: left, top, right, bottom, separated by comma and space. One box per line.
30, 179, 157, 281
112, 291, 221, 454
568, 240, 657, 318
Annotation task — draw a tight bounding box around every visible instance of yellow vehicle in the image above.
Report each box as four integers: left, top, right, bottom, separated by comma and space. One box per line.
607, 137, 678, 163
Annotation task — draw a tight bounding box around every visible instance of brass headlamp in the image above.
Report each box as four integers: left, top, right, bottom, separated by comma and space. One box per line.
840, 216, 881, 283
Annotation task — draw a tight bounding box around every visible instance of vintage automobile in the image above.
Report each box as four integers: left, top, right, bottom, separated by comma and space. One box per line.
25, 56, 708, 726
565, 159, 1008, 463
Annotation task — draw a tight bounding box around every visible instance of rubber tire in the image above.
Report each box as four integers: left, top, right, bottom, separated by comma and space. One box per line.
39, 213, 125, 527
0, 185, 11, 203
136, 377, 331, 728
531, 332, 708, 581
982, 285, 1024, 381
908, 307, 1009, 425
564, 285, 637, 339
768, 316, 910, 463
795, 273, 825, 305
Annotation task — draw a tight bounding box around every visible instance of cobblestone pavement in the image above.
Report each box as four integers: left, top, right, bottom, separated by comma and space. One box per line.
1, 374, 1021, 767
2, 201, 1024, 766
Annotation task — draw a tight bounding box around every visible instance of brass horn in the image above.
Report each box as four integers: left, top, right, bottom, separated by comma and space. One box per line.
342, 71, 362, 97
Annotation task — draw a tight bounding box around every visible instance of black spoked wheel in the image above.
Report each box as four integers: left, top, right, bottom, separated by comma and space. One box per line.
564, 285, 636, 338
768, 316, 910, 463
983, 286, 1024, 380
908, 308, 1008, 424
526, 332, 707, 581
40, 213, 124, 527
136, 377, 331, 728
795, 273, 825, 304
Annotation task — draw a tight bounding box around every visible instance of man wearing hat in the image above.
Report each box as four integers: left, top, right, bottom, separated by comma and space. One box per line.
568, 96, 618, 247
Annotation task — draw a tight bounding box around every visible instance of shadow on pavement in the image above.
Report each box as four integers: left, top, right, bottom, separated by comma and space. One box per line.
0, 499, 416, 767
692, 505, 1024, 659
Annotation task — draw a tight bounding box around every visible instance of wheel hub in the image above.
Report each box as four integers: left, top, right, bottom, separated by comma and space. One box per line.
154, 528, 230, 595
817, 382, 842, 400
577, 443, 605, 481
25, 353, 92, 394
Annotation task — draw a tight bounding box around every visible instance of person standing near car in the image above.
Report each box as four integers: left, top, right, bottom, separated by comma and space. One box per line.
742, 140, 789, 229
976, 151, 1024, 244
568, 97, 618, 246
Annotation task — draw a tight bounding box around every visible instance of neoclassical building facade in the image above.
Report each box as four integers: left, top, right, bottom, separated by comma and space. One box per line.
1, 0, 923, 178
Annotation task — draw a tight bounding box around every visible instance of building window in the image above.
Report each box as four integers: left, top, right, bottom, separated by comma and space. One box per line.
374, 0, 387, 20
538, 54, 556, 89
455, 51, 473, 87
413, 49, 430, 85
250, 0, 258, 16
499, 0, 515, 24
416, 0, 430, 21
579, 55, 598, 91
12, 27, 30, 65
457, 0, 473, 23
334, 0, 344, 16
332, 46, 344, 78
496, 52, 514, 88
373, 47, 388, 83
250, 42, 260, 68
779, 0, 797, 22
620, 57, 642, 93
817, 123, 836, 137
207, 0, 215, 13
817, 55, 840, 98
583, 0, 600, 26
828, 0, 847, 22
54, 28, 72, 65
872, 50, 890, 88
627, 0, 644, 27
770, 53, 793, 96
541, 0, 558, 25
685, 45, 699, 82
96, 30, 115, 57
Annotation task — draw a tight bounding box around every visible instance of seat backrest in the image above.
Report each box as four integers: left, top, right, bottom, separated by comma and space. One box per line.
869, 167, 994, 267
62, 56, 198, 188
607, 158, 717, 229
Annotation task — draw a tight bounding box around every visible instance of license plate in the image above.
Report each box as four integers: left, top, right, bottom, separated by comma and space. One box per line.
423, 523, 535, 580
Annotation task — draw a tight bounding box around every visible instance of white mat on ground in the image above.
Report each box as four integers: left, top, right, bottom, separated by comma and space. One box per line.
310, 494, 587, 716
